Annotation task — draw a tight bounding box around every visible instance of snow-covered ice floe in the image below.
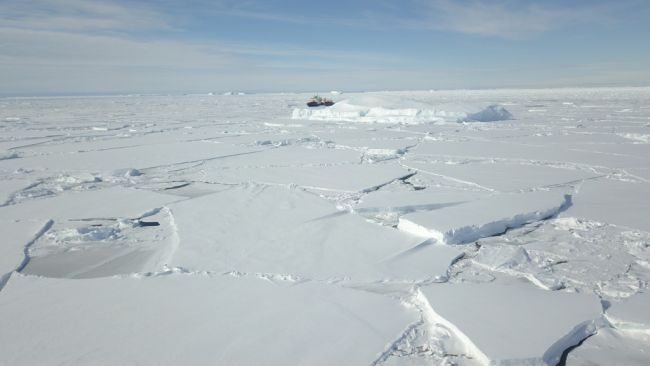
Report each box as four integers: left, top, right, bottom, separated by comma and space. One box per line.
168, 184, 462, 282
292, 95, 512, 124
0, 274, 418, 366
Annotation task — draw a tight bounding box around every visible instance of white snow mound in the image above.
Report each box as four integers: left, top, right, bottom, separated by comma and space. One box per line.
291, 95, 512, 124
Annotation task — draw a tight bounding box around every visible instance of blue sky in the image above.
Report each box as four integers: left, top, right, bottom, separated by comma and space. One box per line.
1, 0, 649, 95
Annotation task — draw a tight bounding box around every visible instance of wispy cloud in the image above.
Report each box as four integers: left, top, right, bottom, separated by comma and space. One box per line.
411, 0, 604, 38
0, 0, 170, 33
0, 0, 414, 94
0, 27, 232, 68
197, 0, 627, 39
1, 0, 648, 94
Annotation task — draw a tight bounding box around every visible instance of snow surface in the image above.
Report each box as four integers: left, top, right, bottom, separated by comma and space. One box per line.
1, 88, 650, 365
0, 274, 417, 366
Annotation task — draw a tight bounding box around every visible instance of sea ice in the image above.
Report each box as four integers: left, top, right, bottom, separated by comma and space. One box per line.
0, 88, 648, 365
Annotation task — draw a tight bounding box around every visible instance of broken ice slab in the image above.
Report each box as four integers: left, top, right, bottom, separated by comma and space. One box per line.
566, 327, 650, 366
0, 274, 418, 366
419, 282, 602, 366
606, 292, 650, 332
169, 185, 462, 281
398, 190, 571, 244
0, 186, 179, 221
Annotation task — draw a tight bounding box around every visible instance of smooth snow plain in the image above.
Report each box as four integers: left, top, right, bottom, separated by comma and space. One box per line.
1, 88, 649, 366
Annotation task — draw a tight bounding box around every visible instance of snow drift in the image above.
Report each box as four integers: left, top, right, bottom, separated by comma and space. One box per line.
291, 95, 512, 124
